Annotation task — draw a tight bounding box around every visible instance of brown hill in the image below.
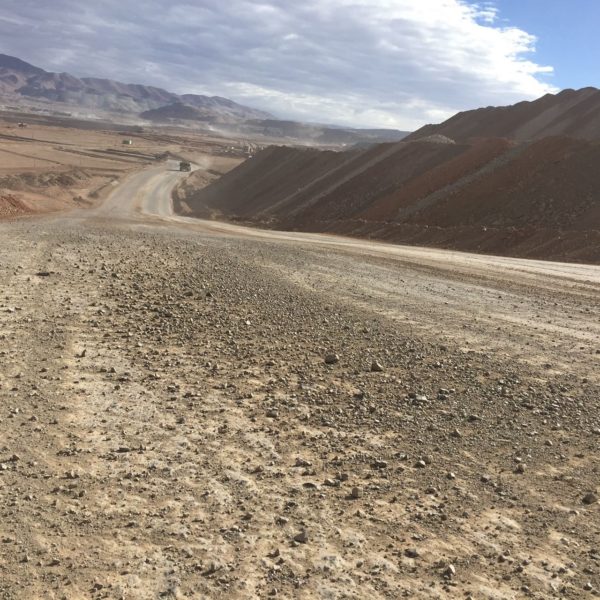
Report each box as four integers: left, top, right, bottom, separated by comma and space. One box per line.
178, 145, 356, 219
140, 102, 214, 123
177, 135, 600, 263
406, 88, 600, 142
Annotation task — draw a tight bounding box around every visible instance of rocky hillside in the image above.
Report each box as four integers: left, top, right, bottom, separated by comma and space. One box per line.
0, 53, 271, 121
141, 102, 214, 123
407, 87, 600, 142
176, 135, 600, 263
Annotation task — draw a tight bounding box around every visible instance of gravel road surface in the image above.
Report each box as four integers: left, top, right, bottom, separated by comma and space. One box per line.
1, 160, 598, 599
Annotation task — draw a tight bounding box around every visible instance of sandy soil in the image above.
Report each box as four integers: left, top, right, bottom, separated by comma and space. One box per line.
0, 162, 598, 599
0, 117, 245, 219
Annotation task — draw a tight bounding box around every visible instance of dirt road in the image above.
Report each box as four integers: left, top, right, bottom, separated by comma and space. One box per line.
140, 161, 600, 382
1, 160, 599, 599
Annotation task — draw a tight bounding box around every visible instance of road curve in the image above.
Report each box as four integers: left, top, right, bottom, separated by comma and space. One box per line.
91, 160, 184, 219
94, 159, 600, 380
102, 160, 600, 286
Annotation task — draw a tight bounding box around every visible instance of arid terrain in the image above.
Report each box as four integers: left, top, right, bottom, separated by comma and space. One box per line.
0, 115, 245, 220
178, 87, 600, 263
404, 88, 600, 143
0, 114, 599, 600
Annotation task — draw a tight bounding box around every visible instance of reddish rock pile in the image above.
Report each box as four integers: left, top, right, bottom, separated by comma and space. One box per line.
406, 87, 600, 142
177, 88, 600, 264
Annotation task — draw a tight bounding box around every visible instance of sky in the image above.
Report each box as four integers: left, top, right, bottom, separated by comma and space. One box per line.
0, 0, 597, 130
491, 1, 600, 92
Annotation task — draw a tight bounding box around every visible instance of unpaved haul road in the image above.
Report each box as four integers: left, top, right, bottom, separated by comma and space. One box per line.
1, 159, 599, 599
101, 160, 600, 381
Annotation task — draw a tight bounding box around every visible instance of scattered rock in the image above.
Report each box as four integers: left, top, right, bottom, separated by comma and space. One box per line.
324, 353, 340, 365
371, 459, 388, 469
293, 530, 308, 544
370, 360, 384, 372
443, 564, 456, 579
514, 463, 526, 474
350, 487, 362, 499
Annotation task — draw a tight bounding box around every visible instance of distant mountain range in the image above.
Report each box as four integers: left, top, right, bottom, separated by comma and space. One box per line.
0, 53, 409, 144
0, 53, 271, 122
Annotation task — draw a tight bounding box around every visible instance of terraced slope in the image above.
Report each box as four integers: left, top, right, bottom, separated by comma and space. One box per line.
176, 135, 600, 263
406, 87, 600, 142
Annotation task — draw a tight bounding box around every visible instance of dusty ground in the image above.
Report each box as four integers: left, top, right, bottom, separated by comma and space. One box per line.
0, 165, 599, 599
0, 116, 244, 219
0, 121, 146, 217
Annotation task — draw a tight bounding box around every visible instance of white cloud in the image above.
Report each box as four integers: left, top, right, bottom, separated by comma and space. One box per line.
0, 0, 556, 129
